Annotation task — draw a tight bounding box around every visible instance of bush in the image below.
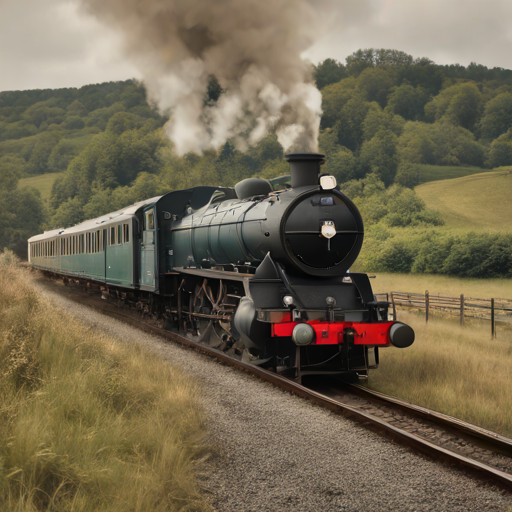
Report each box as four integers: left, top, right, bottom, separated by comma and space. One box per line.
361, 229, 512, 278
395, 162, 420, 188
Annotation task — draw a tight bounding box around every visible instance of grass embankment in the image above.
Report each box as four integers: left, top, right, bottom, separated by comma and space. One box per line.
368, 310, 512, 437
416, 168, 512, 233
18, 172, 63, 200
371, 272, 512, 299
417, 164, 489, 184
0, 254, 209, 511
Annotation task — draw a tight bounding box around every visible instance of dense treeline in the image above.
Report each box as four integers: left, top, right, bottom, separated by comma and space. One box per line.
1, 48, 512, 277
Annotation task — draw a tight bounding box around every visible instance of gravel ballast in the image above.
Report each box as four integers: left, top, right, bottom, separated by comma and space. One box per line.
36, 280, 512, 512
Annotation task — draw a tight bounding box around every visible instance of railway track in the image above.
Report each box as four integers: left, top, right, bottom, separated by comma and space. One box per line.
41, 275, 512, 492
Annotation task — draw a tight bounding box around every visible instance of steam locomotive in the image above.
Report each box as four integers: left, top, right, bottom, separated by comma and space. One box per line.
28, 153, 414, 381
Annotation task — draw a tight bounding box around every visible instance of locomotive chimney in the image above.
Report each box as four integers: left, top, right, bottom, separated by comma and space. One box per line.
286, 153, 326, 188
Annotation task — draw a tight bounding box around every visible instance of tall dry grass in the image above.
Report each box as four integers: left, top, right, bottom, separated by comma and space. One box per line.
0, 253, 210, 511
368, 310, 512, 437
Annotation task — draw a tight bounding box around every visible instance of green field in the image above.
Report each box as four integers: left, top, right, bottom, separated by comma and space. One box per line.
416, 168, 512, 232
18, 172, 63, 200
417, 164, 491, 184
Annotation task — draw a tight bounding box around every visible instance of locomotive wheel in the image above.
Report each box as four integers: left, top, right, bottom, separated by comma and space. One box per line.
191, 284, 211, 337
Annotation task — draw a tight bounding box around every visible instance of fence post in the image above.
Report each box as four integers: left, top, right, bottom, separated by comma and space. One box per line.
391, 292, 397, 321
460, 294, 465, 326
425, 290, 429, 323
491, 298, 495, 338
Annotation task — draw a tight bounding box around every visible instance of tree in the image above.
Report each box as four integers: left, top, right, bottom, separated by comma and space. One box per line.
424, 83, 483, 131
85, 103, 126, 130
22, 101, 66, 128
62, 116, 85, 130
50, 197, 85, 228
362, 103, 405, 141
479, 93, 512, 140
386, 84, 428, 121
26, 132, 61, 174
106, 111, 144, 135
94, 129, 163, 188
0, 155, 25, 189
313, 59, 346, 90
66, 100, 87, 116
320, 77, 359, 129
358, 68, 394, 107
398, 121, 485, 166
487, 129, 512, 167
359, 129, 399, 185
336, 98, 371, 151
397, 122, 435, 164
395, 162, 421, 188
0, 186, 45, 257
48, 136, 94, 173
326, 147, 357, 183
345, 49, 377, 76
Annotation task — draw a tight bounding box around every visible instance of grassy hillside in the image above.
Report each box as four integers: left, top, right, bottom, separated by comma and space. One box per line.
416, 168, 512, 232
417, 164, 491, 184
18, 172, 63, 200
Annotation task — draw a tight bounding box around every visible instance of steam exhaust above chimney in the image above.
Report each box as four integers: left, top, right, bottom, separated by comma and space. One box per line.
286, 153, 326, 188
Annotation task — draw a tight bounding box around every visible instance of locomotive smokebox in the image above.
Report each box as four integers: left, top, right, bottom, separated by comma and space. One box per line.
286, 153, 326, 188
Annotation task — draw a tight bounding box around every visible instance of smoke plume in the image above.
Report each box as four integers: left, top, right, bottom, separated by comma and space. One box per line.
79, 0, 329, 154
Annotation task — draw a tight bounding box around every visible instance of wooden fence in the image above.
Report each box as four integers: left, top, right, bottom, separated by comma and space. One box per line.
374, 291, 512, 338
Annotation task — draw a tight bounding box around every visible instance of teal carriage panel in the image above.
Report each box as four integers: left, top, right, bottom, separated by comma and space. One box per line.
106, 219, 136, 288
29, 196, 161, 291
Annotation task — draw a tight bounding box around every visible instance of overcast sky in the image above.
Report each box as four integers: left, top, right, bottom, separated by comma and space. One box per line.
1, 0, 512, 92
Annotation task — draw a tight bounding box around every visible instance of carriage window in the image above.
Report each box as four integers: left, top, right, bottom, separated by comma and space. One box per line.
110, 227, 115, 245
145, 211, 154, 230
124, 223, 129, 243
117, 225, 122, 245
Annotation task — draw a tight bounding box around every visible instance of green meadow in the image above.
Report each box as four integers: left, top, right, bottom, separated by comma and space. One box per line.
18, 172, 63, 200
416, 168, 512, 233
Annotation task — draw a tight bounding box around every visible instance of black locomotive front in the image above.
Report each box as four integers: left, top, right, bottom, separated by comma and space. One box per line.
167, 153, 414, 381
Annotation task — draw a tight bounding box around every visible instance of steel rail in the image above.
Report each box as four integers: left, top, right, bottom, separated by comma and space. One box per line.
41, 276, 512, 492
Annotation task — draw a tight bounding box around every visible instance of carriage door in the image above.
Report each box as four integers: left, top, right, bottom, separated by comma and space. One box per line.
140, 207, 157, 289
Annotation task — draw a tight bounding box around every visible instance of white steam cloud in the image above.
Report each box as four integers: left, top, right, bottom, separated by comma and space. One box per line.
78, 0, 329, 154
